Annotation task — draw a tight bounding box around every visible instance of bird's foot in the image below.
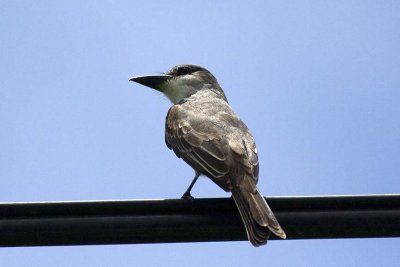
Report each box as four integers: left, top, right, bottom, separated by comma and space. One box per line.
181, 192, 194, 200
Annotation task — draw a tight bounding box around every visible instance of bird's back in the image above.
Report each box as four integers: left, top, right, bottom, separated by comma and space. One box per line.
165, 89, 259, 192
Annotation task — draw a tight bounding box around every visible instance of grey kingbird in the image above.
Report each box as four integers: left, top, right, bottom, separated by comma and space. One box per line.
130, 64, 286, 246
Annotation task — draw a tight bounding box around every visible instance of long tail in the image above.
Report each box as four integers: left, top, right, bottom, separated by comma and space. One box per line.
231, 178, 286, 246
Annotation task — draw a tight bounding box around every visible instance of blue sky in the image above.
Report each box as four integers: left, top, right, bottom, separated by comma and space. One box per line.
1, 1, 399, 266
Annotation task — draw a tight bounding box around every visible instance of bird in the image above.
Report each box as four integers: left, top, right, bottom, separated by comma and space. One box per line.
129, 64, 286, 246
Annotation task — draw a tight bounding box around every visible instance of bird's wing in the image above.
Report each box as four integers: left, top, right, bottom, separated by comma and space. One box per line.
165, 104, 229, 182
165, 102, 258, 190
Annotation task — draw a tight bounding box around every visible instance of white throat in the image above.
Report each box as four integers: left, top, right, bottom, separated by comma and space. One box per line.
162, 77, 199, 104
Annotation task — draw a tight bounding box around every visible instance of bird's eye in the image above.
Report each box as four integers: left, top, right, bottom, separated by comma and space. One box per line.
177, 66, 191, 75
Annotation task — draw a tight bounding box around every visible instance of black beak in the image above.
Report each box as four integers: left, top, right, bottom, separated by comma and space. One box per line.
129, 75, 172, 92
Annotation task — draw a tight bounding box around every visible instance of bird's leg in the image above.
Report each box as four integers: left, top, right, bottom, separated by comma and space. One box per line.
181, 172, 200, 199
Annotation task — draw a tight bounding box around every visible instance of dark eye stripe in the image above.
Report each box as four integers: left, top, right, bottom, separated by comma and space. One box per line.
177, 66, 191, 75
168, 64, 207, 77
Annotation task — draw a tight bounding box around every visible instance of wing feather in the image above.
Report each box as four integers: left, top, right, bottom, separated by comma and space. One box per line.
165, 99, 260, 191
165, 105, 230, 186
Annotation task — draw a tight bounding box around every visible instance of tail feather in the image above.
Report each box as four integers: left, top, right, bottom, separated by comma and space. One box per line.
231, 183, 286, 246
249, 189, 286, 239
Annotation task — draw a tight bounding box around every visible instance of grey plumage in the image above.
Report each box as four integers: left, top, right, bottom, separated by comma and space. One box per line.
130, 64, 286, 246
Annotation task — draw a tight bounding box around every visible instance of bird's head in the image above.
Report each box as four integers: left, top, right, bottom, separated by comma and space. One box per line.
130, 64, 226, 104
